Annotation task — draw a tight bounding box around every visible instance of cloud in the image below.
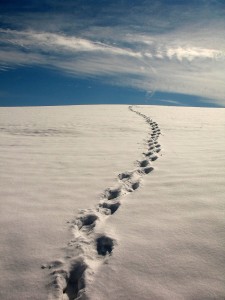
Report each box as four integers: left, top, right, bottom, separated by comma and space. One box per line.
0, 0, 225, 106
166, 47, 220, 61
0, 29, 142, 57
156, 99, 184, 106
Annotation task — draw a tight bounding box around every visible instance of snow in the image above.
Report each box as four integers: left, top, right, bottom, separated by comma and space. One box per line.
0, 105, 225, 300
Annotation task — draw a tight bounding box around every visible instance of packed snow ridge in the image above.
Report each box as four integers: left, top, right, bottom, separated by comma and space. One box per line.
43, 106, 162, 300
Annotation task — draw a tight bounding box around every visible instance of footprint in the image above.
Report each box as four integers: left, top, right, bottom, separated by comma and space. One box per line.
105, 188, 121, 200
96, 236, 114, 256
145, 151, 154, 157
77, 214, 98, 230
131, 181, 140, 190
142, 166, 154, 174
101, 201, 120, 214
152, 129, 159, 133
118, 172, 132, 180
63, 258, 87, 300
149, 155, 158, 161
139, 159, 149, 168
148, 146, 155, 151
148, 141, 155, 147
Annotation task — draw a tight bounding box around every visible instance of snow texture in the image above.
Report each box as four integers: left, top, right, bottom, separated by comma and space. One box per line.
0, 105, 225, 300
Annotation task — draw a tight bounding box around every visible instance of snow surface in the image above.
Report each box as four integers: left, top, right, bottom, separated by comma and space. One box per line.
0, 105, 225, 300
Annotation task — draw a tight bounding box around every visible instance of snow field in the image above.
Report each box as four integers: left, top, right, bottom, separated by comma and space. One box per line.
0, 105, 149, 300
87, 105, 225, 300
1, 104, 225, 300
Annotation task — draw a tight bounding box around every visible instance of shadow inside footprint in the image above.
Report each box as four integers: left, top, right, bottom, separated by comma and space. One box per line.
106, 188, 121, 200
145, 151, 154, 157
63, 258, 87, 300
150, 155, 158, 161
132, 181, 140, 190
102, 202, 120, 214
143, 166, 154, 174
96, 236, 114, 256
78, 214, 98, 229
118, 172, 131, 180
139, 160, 149, 167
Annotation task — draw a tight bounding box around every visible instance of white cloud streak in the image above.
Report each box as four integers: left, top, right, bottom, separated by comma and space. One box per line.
0, 29, 142, 58
0, 1, 225, 106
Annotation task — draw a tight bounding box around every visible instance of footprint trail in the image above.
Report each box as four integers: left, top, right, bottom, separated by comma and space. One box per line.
43, 105, 162, 300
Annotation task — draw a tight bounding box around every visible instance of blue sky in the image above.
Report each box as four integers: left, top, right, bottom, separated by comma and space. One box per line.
0, 0, 225, 107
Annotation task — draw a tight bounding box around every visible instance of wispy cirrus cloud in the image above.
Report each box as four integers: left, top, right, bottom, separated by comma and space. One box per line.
0, 0, 225, 106
0, 29, 143, 57
1, 28, 223, 65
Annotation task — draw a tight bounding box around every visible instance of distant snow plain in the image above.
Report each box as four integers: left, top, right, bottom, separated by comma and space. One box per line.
0, 105, 225, 300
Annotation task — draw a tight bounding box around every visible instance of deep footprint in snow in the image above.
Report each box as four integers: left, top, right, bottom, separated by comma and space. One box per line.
118, 171, 132, 180
96, 236, 114, 256
139, 159, 150, 168
63, 258, 87, 300
77, 214, 98, 230
148, 142, 155, 148
142, 166, 154, 174
105, 188, 121, 200
101, 201, 121, 214
148, 146, 155, 151
149, 155, 158, 161
131, 181, 140, 190
145, 151, 154, 157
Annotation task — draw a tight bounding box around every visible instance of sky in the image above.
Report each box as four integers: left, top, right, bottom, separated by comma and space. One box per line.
0, 0, 225, 107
